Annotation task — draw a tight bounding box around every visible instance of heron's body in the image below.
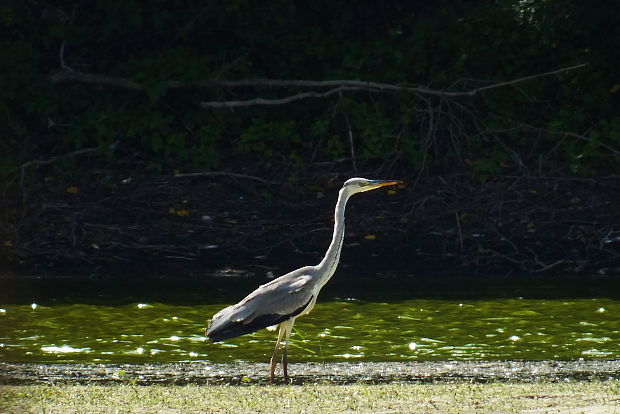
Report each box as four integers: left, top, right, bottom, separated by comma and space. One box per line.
206, 266, 318, 342
206, 177, 400, 381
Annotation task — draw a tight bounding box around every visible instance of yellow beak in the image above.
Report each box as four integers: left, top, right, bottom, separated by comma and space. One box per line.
363, 180, 402, 191
373, 180, 401, 187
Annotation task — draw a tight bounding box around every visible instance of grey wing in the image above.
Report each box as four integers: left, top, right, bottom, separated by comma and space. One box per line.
206, 266, 316, 342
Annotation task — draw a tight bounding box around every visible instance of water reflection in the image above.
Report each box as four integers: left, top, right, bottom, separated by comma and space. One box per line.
41, 345, 91, 354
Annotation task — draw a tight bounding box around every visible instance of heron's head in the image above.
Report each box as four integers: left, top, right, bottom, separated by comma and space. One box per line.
341, 177, 402, 195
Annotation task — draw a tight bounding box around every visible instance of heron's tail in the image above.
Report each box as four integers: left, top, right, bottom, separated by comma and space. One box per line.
206, 313, 290, 342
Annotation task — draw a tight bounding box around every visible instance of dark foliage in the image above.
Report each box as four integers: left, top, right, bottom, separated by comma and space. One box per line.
1, 1, 620, 272
2, 1, 619, 177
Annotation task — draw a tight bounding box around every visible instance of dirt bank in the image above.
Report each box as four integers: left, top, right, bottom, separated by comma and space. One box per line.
3, 173, 620, 279
2, 360, 620, 385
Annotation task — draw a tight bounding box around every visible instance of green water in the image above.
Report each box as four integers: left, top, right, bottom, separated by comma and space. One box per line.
1, 277, 619, 363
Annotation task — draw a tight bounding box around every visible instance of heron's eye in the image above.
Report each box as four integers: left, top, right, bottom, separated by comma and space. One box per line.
358, 182, 367, 187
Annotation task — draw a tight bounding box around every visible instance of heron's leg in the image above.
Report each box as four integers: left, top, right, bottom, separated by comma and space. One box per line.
269, 323, 286, 382
282, 319, 295, 383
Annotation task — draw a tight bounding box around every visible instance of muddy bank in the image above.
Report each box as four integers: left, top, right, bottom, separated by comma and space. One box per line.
2, 361, 620, 385
3, 173, 620, 279
0, 170, 620, 278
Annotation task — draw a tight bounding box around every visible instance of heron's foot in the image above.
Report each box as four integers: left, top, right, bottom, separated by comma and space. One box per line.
269, 360, 277, 383
268, 366, 290, 384
282, 365, 289, 383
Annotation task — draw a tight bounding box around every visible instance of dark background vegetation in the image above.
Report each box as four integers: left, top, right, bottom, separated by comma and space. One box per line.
1, 0, 620, 277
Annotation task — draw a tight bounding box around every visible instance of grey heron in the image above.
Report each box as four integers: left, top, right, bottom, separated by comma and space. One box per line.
206, 177, 401, 382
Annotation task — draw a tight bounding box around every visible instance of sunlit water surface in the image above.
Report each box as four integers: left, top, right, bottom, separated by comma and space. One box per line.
1, 277, 619, 363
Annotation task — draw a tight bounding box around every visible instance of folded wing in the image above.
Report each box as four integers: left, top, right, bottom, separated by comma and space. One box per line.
206, 267, 315, 342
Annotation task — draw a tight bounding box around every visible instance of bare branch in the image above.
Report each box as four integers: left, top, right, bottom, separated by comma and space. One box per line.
200, 86, 364, 108
562, 131, 620, 156
201, 63, 588, 107
207, 63, 588, 95
343, 112, 357, 171
59, 40, 67, 70
474, 63, 589, 94
216, 78, 405, 91
19, 141, 119, 171
454, 210, 463, 251
508, 119, 620, 156
50, 63, 589, 106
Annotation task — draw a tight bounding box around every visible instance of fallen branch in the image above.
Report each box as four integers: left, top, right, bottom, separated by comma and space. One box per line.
214, 63, 589, 95
19, 141, 118, 170
470, 63, 589, 94
202, 63, 588, 107
531, 259, 566, 273
200, 86, 364, 108
18, 141, 119, 188
49, 63, 589, 106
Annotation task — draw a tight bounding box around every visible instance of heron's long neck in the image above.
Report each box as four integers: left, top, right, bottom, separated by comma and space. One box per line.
316, 189, 350, 287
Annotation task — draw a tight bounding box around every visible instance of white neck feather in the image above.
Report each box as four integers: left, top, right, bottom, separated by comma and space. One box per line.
315, 188, 351, 287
